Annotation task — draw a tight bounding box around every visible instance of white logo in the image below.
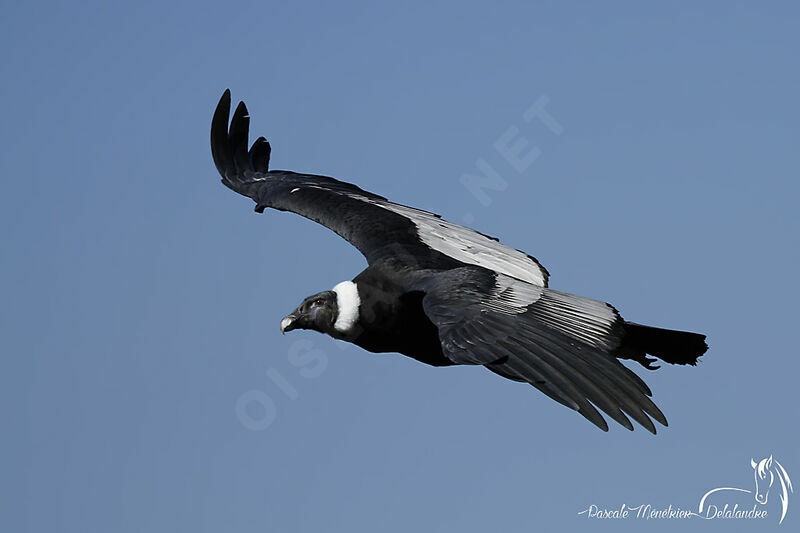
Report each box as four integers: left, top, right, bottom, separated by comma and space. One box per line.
699, 455, 793, 525
577, 455, 793, 525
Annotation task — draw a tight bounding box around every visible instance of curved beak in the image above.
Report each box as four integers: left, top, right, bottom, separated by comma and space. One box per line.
280, 314, 297, 334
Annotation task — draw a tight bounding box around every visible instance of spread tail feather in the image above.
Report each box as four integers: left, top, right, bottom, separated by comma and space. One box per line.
618, 322, 708, 369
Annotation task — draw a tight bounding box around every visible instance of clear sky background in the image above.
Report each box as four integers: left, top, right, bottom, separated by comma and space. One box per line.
2, 1, 799, 532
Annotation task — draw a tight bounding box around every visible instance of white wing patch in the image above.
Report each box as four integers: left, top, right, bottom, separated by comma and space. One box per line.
484, 274, 545, 314
482, 275, 619, 349
314, 186, 547, 285
529, 289, 619, 350
367, 200, 548, 286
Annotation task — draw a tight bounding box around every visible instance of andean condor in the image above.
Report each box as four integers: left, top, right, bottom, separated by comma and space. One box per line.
211, 90, 708, 434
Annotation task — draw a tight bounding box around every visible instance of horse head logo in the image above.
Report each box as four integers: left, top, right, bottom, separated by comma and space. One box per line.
752, 456, 774, 504
751, 455, 793, 523
699, 455, 793, 525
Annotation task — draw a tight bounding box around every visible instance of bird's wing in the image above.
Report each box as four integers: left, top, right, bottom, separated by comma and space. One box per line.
211, 90, 549, 286
414, 267, 668, 433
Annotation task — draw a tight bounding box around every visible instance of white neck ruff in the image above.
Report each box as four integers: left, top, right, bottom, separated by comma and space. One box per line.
332, 281, 360, 333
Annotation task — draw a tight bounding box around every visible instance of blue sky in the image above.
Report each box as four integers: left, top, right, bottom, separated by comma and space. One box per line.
2, 1, 799, 531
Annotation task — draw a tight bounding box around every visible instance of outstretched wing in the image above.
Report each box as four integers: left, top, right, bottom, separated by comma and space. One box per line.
415, 267, 668, 433
211, 90, 549, 286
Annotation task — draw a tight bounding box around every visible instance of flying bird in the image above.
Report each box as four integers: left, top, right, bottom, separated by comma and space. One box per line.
211, 90, 708, 434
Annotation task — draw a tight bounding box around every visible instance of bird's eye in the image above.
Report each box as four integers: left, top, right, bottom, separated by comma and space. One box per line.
313, 299, 325, 307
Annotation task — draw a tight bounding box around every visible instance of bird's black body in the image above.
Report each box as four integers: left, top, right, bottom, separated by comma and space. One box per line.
350, 263, 452, 367
211, 90, 709, 434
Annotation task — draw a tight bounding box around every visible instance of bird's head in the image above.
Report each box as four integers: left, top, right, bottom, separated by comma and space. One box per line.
280, 291, 339, 335
280, 281, 361, 338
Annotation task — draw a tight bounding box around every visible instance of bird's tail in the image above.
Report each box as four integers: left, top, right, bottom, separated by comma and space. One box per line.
617, 322, 708, 369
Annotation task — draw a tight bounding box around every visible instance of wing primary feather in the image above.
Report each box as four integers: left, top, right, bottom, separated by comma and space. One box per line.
516, 321, 661, 433
210, 89, 233, 178
493, 347, 582, 412
470, 336, 581, 411
249, 136, 271, 172
549, 351, 650, 433
229, 101, 251, 174
483, 313, 638, 431
496, 338, 612, 432
485, 344, 577, 407
582, 358, 666, 428
568, 343, 667, 427
514, 332, 636, 432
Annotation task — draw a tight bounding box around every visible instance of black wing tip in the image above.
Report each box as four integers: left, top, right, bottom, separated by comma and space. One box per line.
210, 90, 271, 193
586, 410, 664, 435
229, 100, 252, 174
211, 90, 232, 177
249, 136, 272, 173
